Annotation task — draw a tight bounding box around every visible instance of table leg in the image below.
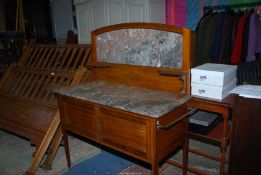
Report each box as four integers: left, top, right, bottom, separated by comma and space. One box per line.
220, 111, 229, 175
62, 129, 71, 168
183, 119, 189, 175
151, 161, 159, 175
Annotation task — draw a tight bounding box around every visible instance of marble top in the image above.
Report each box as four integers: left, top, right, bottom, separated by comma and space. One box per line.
55, 81, 191, 118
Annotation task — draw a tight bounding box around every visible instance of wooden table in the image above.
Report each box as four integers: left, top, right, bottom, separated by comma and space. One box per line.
55, 81, 195, 175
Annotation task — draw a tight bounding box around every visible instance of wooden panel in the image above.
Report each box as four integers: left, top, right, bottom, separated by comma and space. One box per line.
0, 96, 56, 145
100, 107, 153, 161
157, 103, 187, 160
90, 23, 193, 95
93, 64, 184, 94
60, 97, 99, 140
229, 96, 261, 175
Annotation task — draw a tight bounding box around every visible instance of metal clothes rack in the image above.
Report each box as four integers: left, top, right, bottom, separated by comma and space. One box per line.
203, 1, 261, 14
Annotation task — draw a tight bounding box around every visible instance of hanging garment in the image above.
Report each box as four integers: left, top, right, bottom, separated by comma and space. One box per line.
240, 10, 254, 62
231, 11, 252, 64
246, 12, 261, 62
210, 12, 227, 63
196, 13, 223, 65
218, 11, 241, 64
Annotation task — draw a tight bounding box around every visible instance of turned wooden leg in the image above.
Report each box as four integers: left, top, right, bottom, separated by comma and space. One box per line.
220, 117, 229, 175
182, 118, 189, 175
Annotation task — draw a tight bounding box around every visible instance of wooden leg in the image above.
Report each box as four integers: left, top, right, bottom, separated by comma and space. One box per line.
183, 119, 189, 175
151, 161, 159, 175
41, 125, 63, 170
62, 129, 71, 168
220, 117, 228, 175
25, 112, 60, 175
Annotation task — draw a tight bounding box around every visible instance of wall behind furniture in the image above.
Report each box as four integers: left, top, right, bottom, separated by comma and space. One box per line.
50, 0, 75, 43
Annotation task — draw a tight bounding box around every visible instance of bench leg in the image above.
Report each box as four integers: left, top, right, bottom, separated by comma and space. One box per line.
25, 112, 60, 175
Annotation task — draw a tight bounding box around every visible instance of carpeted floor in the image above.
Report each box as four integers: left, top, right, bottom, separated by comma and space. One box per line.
63, 151, 131, 175
0, 129, 225, 175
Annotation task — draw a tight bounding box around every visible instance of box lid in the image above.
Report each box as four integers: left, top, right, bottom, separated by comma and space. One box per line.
191, 63, 237, 77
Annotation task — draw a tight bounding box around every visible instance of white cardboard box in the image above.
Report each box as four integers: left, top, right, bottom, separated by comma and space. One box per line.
191, 63, 237, 86
191, 78, 237, 100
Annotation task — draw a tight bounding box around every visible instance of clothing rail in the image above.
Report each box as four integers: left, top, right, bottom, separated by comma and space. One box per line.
203, 1, 261, 14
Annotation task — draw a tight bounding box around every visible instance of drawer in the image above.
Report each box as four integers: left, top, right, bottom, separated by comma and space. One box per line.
100, 107, 152, 160
61, 100, 99, 140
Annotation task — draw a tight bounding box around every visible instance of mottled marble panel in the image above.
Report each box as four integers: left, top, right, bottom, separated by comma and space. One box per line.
96, 29, 183, 68
55, 81, 191, 118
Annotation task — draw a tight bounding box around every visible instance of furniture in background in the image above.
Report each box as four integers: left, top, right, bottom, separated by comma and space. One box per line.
168, 95, 234, 175
0, 31, 25, 76
55, 22, 195, 175
0, 44, 91, 174
228, 95, 261, 175
74, 0, 165, 43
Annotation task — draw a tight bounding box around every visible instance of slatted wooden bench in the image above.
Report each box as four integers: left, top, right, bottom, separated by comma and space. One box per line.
0, 44, 91, 174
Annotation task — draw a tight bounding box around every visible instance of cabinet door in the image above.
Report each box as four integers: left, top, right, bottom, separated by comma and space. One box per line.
105, 0, 125, 25
100, 107, 154, 161
75, 0, 105, 43
89, 0, 105, 31
149, 0, 165, 23
126, 0, 148, 22
75, 4, 91, 44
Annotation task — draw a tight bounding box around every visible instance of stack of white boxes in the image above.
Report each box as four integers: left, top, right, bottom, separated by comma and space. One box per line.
191, 63, 237, 100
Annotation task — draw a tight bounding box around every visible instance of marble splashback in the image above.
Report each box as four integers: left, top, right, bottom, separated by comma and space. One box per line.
55, 81, 190, 118
96, 29, 183, 68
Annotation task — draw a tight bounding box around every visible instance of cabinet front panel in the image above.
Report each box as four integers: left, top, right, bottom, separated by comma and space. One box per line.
106, 0, 124, 25
62, 100, 99, 140
126, 0, 146, 22
100, 107, 151, 159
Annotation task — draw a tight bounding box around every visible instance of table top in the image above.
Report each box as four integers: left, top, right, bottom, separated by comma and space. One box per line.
54, 81, 191, 118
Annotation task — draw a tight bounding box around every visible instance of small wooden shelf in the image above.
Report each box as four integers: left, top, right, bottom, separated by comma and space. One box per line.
185, 95, 234, 175
189, 122, 231, 143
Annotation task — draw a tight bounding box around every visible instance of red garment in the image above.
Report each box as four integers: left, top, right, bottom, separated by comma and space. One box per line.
230, 12, 249, 64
